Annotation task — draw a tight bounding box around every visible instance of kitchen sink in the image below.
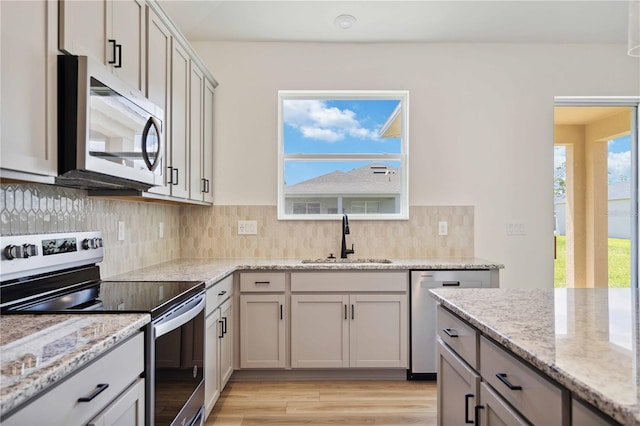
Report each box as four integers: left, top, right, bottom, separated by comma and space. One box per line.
301, 258, 392, 264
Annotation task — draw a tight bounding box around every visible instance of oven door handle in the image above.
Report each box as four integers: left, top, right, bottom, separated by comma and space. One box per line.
154, 293, 205, 338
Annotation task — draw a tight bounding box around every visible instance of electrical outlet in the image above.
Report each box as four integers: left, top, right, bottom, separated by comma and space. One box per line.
438, 221, 448, 236
507, 223, 526, 236
118, 221, 125, 241
238, 220, 258, 235
159, 222, 164, 239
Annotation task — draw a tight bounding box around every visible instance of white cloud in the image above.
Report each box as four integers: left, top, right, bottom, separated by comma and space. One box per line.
608, 150, 631, 182
283, 99, 380, 142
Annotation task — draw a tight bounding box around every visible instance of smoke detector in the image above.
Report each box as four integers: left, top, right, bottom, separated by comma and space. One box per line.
334, 14, 357, 30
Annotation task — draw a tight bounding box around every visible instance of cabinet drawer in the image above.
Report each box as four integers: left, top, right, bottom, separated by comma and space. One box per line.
206, 274, 233, 315
240, 272, 285, 292
291, 272, 407, 292
480, 336, 565, 425
436, 306, 478, 369
4, 333, 144, 426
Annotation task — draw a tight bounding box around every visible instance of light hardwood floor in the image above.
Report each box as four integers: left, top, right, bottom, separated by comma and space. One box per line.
206, 380, 437, 425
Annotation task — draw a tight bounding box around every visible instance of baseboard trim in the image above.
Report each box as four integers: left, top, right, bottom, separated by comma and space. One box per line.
230, 369, 408, 381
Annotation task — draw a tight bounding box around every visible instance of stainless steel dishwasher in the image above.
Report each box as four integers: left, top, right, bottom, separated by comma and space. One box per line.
408, 270, 491, 379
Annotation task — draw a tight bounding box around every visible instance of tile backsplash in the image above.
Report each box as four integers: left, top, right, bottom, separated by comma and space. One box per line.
181, 205, 474, 259
0, 184, 181, 278
1, 184, 475, 277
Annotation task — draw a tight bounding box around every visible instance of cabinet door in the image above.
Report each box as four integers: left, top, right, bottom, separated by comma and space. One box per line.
145, 6, 171, 196
349, 294, 407, 368
291, 294, 349, 368
58, 0, 106, 60
240, 294, 286, 368
219, 298, 234, 388
436, 339, 480, 426
87, 377, 145, 426
189, 62, 204, 201
108, 0, 145, 91
169, 39, 190, 199
478, 382, 529, 426
1, 0, 58, 178
202, 78, 215, 204
205, 308, 221, 418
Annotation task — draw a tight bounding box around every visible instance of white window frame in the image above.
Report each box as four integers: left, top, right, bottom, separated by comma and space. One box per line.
277, 90, 409, 221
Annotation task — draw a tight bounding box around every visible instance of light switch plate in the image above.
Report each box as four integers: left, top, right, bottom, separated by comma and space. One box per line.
507, 223, 526, 236
118, 221, 125, 241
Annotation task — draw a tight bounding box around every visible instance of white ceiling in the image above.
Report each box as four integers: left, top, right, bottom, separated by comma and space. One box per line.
157, 0, 629, 44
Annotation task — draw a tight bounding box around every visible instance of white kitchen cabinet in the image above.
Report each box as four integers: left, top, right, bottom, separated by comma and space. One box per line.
240, 294, 286, 368
219, 298, 234, 387
290, 272, 408, 369
291, 293, 407, 368
291, 294, 349, 368
3, 333, 145, 425
202, 79, 216, 204
205, 275, 234, 418
189, 62, 204, 201
477, 382, 529, 426
0, 0, 58, 181
59, 0, 145, 92
144, 5, 172, 196
87, 377, 145, 426
436, 339, 480, 425
167, 38, 190, 199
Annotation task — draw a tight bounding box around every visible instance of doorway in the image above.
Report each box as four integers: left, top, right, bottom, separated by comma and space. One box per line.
554, 101, 639, 288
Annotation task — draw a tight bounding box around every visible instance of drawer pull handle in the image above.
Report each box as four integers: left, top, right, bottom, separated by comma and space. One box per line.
496, 373, 522, 390
474, 405, 485, 426
78, 383, 109, 402
218, 290, 227, 296
464, 393, 474, 424
443, 328, 459, 338
255, 281, 270, 285
443, 281, 460, 286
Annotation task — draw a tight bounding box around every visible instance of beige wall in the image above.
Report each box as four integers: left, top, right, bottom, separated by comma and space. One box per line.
191, 41, 639, 288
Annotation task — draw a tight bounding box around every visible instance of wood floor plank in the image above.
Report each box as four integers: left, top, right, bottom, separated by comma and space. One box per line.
206, 380, 438, 425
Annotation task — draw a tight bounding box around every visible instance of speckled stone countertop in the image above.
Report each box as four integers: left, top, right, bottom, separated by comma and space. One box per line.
0, 314, 149, 417
107, 258, 503, 285
430, 288, 639, 425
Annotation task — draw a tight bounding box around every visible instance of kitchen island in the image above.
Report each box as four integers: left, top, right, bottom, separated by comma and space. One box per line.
430, 288, 638, 425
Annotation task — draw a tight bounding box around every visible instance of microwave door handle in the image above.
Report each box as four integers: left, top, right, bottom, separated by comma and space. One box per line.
154, 294, 205, 338
141, 117, 161, 171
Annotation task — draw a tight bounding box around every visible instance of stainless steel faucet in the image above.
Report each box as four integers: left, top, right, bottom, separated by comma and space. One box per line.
341, 214, 355, 259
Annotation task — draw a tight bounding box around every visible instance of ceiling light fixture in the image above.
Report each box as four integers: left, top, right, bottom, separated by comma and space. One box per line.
334, 14, 357, 30
629, 0, 640, 57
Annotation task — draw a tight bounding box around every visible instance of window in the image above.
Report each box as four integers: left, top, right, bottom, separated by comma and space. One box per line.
278, 91, 409, 220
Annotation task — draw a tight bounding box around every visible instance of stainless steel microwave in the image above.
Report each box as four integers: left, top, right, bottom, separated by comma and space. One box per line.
57, 55, 164, 190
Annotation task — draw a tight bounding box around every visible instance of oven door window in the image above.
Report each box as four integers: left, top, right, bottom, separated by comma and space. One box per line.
154, 310, 204, 424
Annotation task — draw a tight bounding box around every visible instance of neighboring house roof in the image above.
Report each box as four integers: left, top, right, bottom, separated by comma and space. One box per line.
554, 180, 631, 204
285, 163, 401, 195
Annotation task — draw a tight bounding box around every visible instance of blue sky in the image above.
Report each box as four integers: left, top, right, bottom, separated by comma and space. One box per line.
554, 134, 632, 184
283, 99, 401, 185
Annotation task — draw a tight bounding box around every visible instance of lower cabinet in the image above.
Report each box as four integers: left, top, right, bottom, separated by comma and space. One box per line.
3, 333, 145, 426
291, 293, 407, 368
240, 294, 286, 368
436, 339, 480, 425
478, 382, 529, 426
204, 276, 234, 418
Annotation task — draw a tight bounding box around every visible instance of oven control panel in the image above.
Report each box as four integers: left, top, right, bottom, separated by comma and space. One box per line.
1, 231, 104, 281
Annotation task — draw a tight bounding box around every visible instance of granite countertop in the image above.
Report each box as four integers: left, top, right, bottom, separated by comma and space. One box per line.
0, 314, 150, 417
107, 257, 503, 285
430, 288, 639, 425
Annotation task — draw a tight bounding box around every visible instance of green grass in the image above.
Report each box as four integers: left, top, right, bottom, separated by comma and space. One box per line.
554, 235, 631, 288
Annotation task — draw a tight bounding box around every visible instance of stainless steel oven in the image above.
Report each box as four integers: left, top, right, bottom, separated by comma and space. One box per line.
0, 232, 205, 426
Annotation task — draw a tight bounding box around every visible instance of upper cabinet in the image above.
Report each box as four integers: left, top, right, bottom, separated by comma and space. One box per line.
59, 0, 146, 91
0, 0, 58, 182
